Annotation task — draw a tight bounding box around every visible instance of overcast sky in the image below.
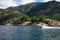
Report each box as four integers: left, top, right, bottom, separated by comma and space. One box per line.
0, 0, 60, 9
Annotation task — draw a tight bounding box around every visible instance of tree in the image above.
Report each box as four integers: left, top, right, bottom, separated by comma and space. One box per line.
20, 15, 31, 23
53, 14, 60, 21
31, 16, 39, 22
39, 15, 48, 22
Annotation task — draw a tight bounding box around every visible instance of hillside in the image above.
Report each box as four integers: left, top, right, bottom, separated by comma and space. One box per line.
0, 9, 31, 25
0, 1, 60, 26
7, 1, 60, 16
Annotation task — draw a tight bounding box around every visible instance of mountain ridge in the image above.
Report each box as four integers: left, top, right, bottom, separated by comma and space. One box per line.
6, 1, 60, 16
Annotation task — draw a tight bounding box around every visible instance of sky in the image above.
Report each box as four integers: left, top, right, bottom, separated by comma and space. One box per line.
0, 0, 60, 9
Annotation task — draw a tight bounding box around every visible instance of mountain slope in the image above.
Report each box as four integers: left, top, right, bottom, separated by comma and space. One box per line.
0, 1, 60, 25
7, 1, 60, 16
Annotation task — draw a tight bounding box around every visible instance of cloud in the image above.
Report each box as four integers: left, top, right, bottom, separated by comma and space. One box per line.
0, 0, 36, 9
56, 0, 60, 2
43, 0, 52, 2
0, 0, 19, 9
0, 0, 60, 9
20, 0, 36, 5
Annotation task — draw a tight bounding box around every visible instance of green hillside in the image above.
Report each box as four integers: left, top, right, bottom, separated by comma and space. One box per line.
0, 1, 60, 25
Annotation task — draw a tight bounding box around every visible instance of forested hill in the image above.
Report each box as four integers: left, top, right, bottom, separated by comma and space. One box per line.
7, 1, 60, 16
0, 1, 60, 25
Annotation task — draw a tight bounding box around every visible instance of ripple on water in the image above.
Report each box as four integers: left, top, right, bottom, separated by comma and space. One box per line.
0, 25, 44, 40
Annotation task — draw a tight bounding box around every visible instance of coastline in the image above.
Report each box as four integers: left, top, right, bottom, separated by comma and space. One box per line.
0, 21, 60, 27
0, 22, 59, 27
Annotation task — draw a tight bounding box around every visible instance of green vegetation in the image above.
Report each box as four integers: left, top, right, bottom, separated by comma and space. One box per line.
31, 16, 39, 22
53, 14, 60, 21
0, 1, 60, 26
0, 10, 49, 25
0, 9, 60, 26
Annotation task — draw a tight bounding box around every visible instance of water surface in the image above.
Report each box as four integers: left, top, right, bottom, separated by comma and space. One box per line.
0, 25, 44, 40
0, 25, 60, 40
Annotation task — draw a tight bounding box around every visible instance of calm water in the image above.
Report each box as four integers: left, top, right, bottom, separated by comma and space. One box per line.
0, 25, 60, 40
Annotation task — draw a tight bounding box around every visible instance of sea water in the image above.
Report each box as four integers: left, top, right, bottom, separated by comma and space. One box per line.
0, 25, 60, 40
0, 25, 43, 40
